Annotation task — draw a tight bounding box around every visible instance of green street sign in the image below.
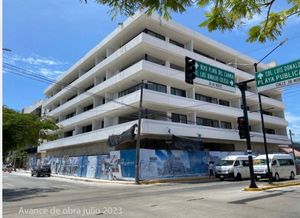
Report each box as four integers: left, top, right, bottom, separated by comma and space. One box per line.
256, 59, 300, 92
194, 61, 236, 92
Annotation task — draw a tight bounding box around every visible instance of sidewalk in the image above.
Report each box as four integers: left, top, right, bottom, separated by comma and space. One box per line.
244, 176, 300, 191
13, 169, 136, 184
13, 169, 219, 185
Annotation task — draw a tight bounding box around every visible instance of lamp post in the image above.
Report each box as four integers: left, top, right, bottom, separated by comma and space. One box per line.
289, 130, 296, 162
135, 80, 144, 184
254, 38, 287, 184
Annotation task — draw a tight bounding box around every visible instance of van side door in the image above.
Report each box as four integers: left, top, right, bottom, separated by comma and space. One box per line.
241, 160, 250, 178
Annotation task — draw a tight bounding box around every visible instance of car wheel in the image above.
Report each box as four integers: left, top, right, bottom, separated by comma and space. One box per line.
290, 171, 295, 180
274, 173, 280, 181
37, 172, 40, 177
235, 173, 242, 181
31, 173, 34, 176
220, 178, 224, 181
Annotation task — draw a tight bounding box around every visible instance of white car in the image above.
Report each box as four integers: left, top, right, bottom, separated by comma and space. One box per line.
254, 154, 296, 181
215, 155, 250, 181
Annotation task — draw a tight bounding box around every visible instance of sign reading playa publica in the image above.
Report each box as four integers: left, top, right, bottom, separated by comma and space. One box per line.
195, 61, 236, 92
256, 59, 300, 92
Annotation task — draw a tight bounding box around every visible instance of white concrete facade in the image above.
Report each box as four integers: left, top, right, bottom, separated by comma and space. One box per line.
38, 12, 289, 154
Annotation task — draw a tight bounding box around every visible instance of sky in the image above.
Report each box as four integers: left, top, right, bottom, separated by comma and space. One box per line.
3, 0, 300, 141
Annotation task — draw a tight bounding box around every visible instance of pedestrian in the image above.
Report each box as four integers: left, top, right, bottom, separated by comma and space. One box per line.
208, 161, 215, 178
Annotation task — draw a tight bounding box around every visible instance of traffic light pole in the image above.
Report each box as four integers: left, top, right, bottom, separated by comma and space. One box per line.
238, 80, 258, 188
254, 63, 272, 184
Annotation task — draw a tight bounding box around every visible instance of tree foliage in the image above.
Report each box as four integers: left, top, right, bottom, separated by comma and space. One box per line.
83, 0, 300, 43
3, 106, 59, 153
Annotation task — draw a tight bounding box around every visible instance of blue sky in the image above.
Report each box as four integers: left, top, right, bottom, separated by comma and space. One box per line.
3, 0, 300, 141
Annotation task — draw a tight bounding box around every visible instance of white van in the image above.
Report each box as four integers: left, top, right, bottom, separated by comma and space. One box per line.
254, 154, 296, 181
215, 155, 250, 180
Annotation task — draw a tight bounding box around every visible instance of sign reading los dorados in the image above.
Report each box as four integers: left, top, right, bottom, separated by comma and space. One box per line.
194, 61, 236, 92
256, 59, 300, 92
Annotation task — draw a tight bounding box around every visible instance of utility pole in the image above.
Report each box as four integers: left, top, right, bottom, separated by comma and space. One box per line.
254, 64, 272, 184
253, 38, 287, 184
238, 80, 258, 188
135, 80, 144, 184
289, 130, 296, 162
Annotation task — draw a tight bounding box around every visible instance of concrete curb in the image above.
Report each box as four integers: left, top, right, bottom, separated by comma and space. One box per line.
244, 181, 300, 191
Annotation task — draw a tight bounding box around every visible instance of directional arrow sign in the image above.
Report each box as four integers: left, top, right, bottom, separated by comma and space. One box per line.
256, 59, 300, 92
194, 61, 236, 92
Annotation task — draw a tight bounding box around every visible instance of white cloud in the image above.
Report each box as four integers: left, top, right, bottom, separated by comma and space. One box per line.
21, 57, 62, 66
3, 53, 67, 80
240, 14, 264, 27
39, 68, 65, 79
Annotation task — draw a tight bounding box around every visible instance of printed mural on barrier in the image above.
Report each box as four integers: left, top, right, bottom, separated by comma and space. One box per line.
32, 150, 136, 180
30, 149, 218, 180
140, 149, 209, 179
27, 156, 37, 170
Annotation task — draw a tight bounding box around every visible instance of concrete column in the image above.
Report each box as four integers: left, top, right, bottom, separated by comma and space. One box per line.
60, 98, 66, 105
58, 114, 64, 122
79, 69, 85, 77
76, 105, 83, 115
251, 123, 262, 133
93, 96, 101, 107
231, 98, 241, 109
95, 56, 102, 65
94, 76, 103, 86
106, 68, 115, 80
105, 92, 115, 103
165, 61, 170, 68
274, 111, 284, 118
232, 120, 238, 130
165, 37, 170, 42
167, 112, 172, 121
104, 116, 113, 128
75, 126, 81, 135
167, 85, 171, 94
187, 112, 196, 125
186, 87, 195, 99
92, 120, 100, 131
77, 89, 83, 96
185, 40, 193, 51
276, 128, 287, 135
106, 47, 114, 57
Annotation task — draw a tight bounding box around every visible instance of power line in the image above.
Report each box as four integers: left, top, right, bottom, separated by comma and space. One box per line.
4, 61, 290, 128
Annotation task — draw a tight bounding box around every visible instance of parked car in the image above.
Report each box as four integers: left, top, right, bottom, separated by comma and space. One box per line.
2, 164, 15, 173
254, 154, 296, 181
215, 155, 250, 181
31, 165, 51, 177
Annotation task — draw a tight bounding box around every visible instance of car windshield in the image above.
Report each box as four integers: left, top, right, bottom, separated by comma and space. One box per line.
254, 159, 267, 165
217, 160, 234, 166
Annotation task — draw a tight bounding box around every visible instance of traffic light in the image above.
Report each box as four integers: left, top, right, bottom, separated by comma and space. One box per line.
185, 56, 196, 84
237, 116, 247, 139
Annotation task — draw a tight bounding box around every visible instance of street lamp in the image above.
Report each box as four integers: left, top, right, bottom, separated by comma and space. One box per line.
254, 38, 287, 184
289, 130, 297, 162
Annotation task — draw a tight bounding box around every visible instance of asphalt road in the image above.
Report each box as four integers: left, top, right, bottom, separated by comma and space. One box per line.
3, 172, 300, 218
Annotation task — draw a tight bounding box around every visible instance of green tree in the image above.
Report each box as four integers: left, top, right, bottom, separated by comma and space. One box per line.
3, 106, 59, 153
83, 0, 300, 43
